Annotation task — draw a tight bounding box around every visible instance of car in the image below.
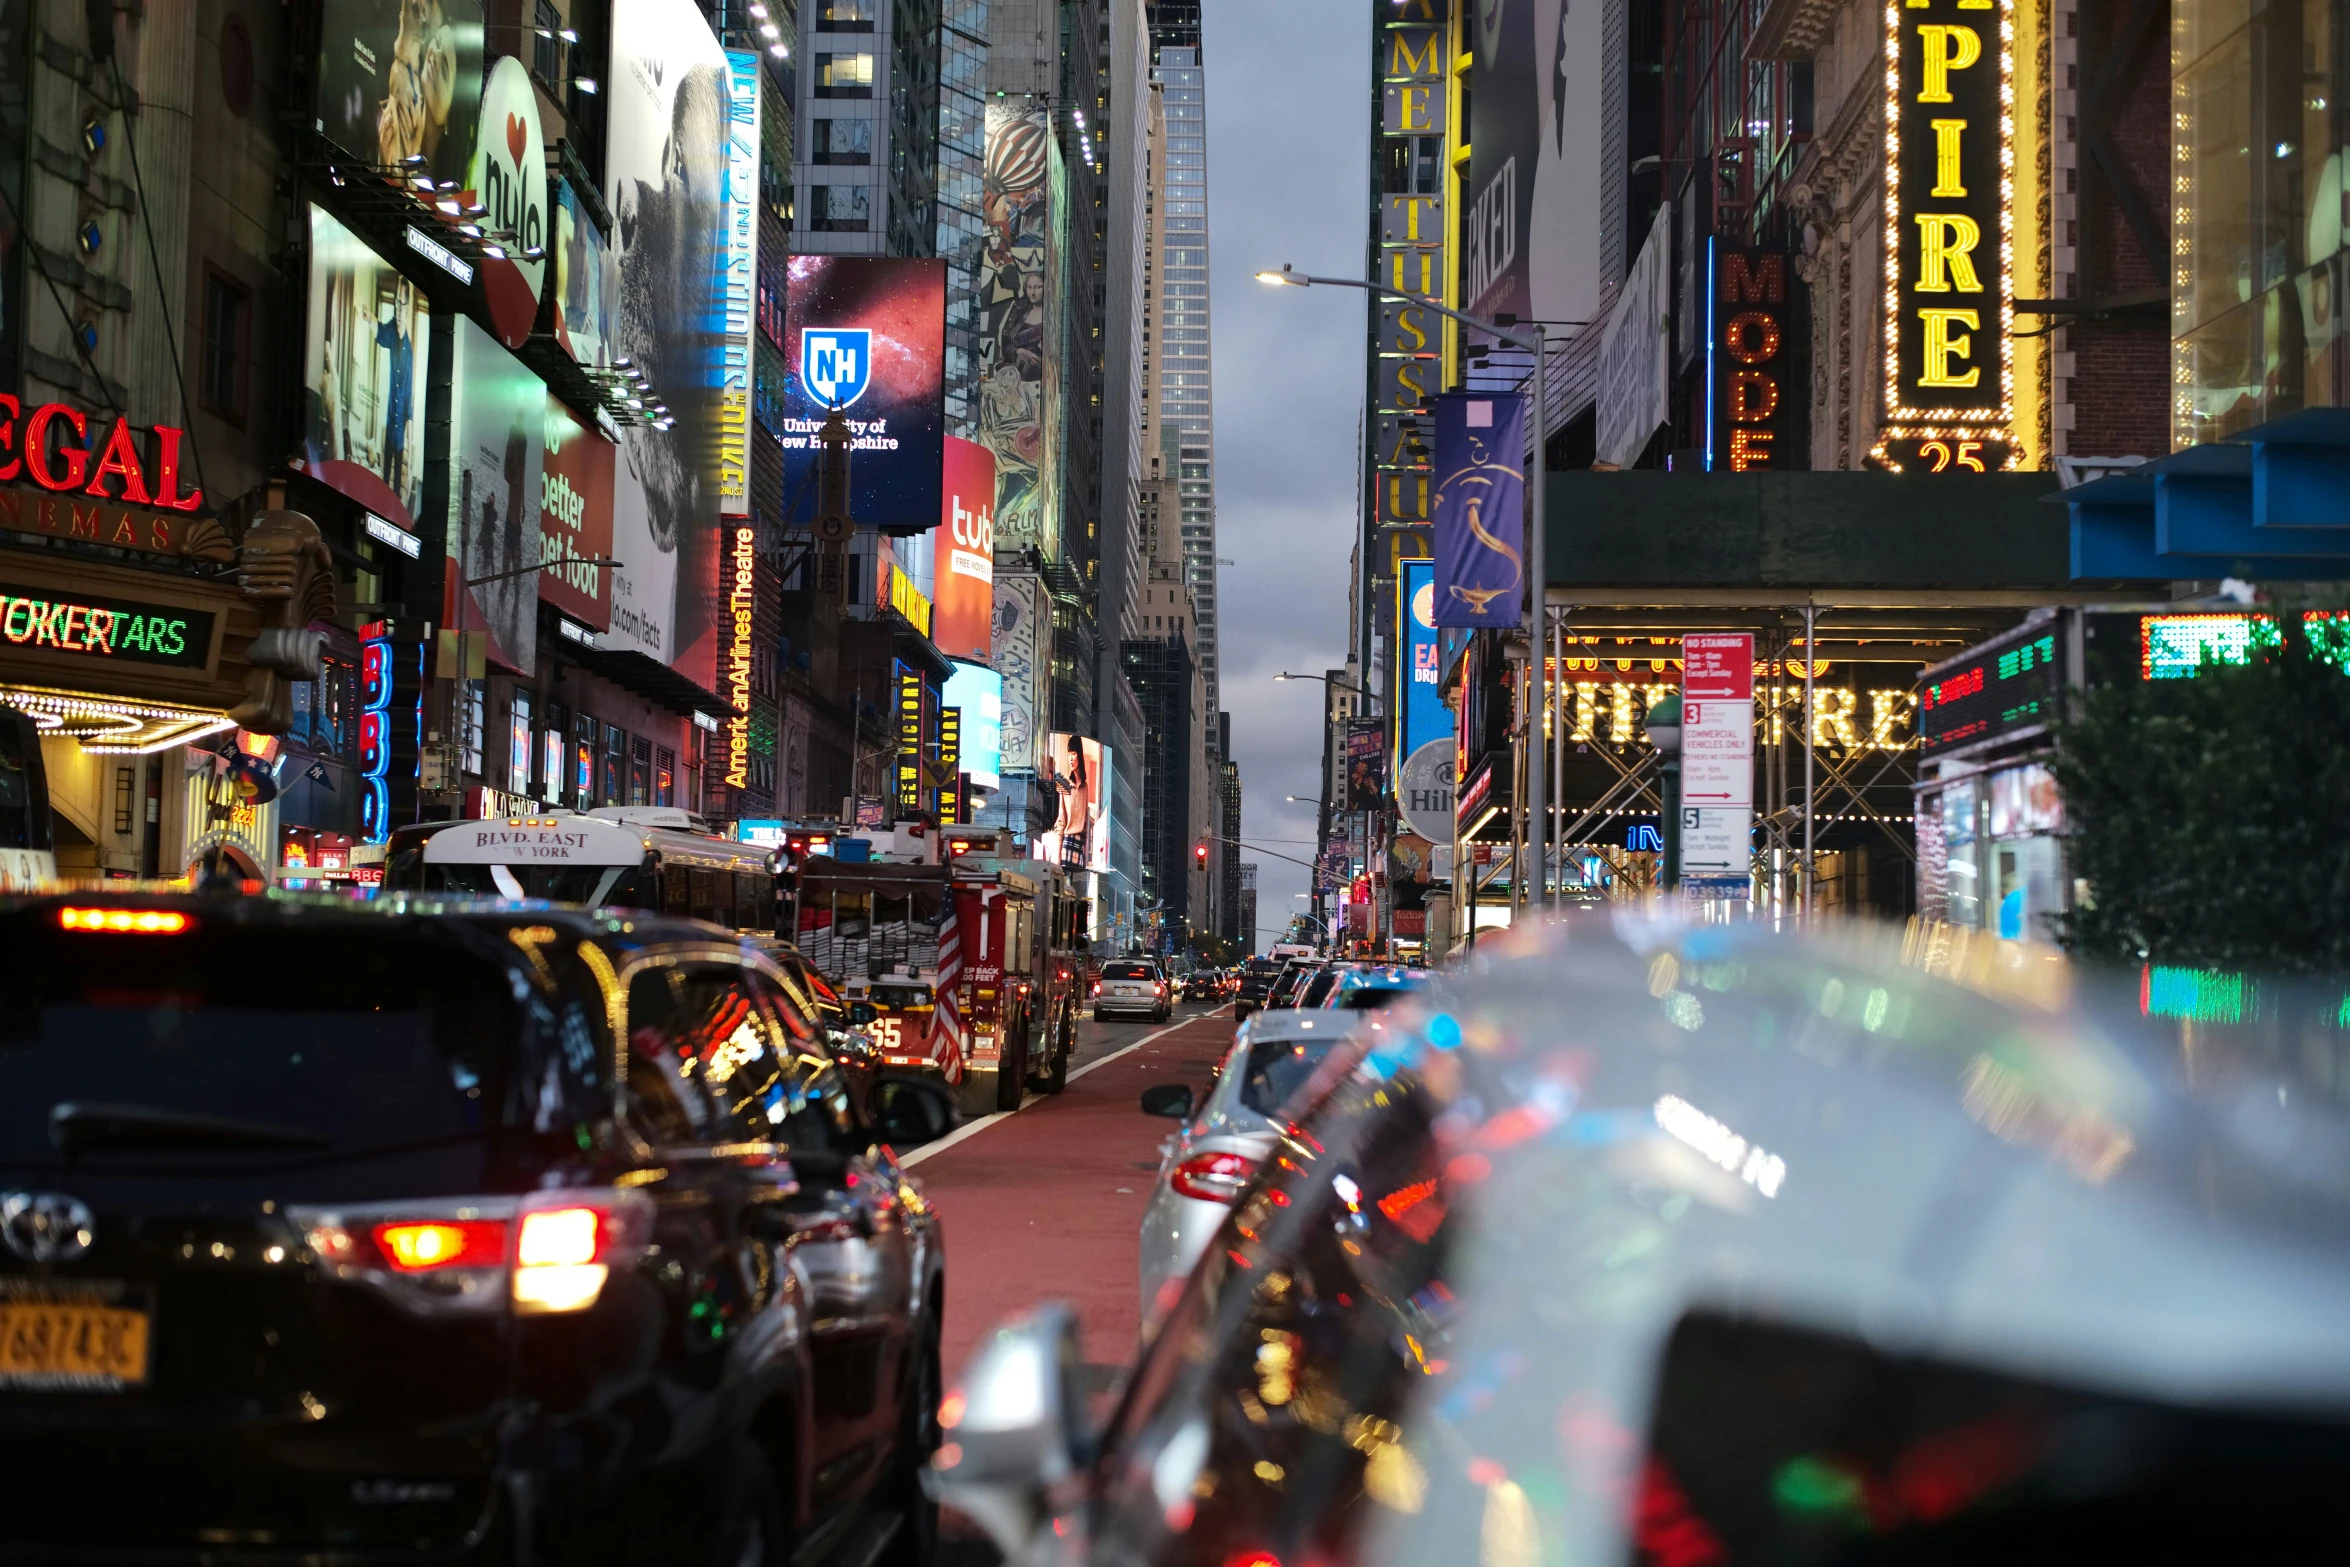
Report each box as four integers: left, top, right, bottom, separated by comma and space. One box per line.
1134, 1007, 1369, 1317
1093, 958, 1170, 1022
1319, 962, 1433, 1011
1231, 958, 1284, 1021
1293, 964, 1348, 1008
0, 890, 957, 1567
1181, 968, 1226, 1002
935, 915, 2350, 1567
1262, 959, 1323, 1012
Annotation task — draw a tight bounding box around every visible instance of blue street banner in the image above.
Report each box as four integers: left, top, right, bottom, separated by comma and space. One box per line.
1430, 393, 1526, 627
1397, 558, 1456, 760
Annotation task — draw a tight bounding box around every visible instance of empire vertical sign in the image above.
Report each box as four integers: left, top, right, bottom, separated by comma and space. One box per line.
1678, 633, 1753, 892
1874, 0, 2015, 472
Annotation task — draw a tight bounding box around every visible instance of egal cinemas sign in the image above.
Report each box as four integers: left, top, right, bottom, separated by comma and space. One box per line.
1873, 0, 2015, 473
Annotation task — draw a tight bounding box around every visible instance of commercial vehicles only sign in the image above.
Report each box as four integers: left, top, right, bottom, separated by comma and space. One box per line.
1679, 633, 1753, 891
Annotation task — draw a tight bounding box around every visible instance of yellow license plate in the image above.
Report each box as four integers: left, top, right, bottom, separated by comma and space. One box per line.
0, 1300, 151, 1388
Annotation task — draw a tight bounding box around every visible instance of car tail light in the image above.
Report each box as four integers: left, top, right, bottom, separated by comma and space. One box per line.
293, 1191, 651, 1317
1154, 981, 1166, 996
1170, 1151, 1259, 1204
57, 907, 190, 934
1091, 980, 1101, 995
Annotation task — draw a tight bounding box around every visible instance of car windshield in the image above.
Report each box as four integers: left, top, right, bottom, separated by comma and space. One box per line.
410, 861, 638, 904
1237, 1034, 1346, 1117
870, 984, 933, 1009
0, 917, 531, 1164
1334, 984, 1413, 1011
1103, 962, 1157, 980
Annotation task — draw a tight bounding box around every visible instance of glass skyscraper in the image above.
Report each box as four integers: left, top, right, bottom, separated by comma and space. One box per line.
1150, 43, 1218, 718
937, 0, 988, 437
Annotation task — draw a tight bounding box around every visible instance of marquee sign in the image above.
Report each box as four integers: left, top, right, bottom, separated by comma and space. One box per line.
1708, 247, 1807, 472
1873, 0, 2015, 473
0, 397, 203, 513
0, 583, 211, 668
724, 524, 755, 789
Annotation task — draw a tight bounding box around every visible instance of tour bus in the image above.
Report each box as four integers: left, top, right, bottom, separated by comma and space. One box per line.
380, 806, 781, 930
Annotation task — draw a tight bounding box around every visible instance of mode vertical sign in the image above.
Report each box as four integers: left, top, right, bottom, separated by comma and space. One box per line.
1874, 0, 2014, 474
1678, 633, 1754, 893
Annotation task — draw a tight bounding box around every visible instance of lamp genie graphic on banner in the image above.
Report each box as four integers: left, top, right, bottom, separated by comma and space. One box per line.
1430, 392, 1526, 628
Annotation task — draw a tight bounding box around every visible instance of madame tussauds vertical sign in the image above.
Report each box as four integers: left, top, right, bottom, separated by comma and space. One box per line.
1872, 0, 2015, 474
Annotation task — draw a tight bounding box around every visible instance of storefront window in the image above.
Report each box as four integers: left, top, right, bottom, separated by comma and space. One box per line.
656, 744, 676, 807
1940, 777, 1983, 929
507, 689, 532, 798
2173, 0, 2345, 445
575, 712, 597, 806
603, 722, 626, 806
1989, 763, 2066, 941
543, 699, 567, 806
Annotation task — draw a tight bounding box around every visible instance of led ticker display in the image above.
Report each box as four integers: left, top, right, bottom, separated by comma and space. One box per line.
1918, 625, 2059, 756
2140, 612, 2350, 680
0, 583, 210, 668
1872, 0, 2016, 473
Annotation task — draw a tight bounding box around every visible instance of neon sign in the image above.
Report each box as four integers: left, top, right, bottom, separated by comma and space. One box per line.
1706, 247, 1806, 472
725, 525, 755, 789
1871, 0, 2016, 472
0, 396, 203, 510
895, 661, 924, 817
358, 623, 426, 844
0, 583, 208, 667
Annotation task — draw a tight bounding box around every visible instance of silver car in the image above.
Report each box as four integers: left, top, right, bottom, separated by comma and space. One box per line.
1093, 958, 1170, 1022
1134, 1007, 1366, 1318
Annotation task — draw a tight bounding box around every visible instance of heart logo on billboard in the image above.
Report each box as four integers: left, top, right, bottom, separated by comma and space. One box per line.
507, 114, 526, 168
471, 57, 548, 350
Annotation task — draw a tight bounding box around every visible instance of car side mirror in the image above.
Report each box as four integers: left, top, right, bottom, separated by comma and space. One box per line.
846, 1001, 879, 1025
1138, 1082, 1194, 1119
927, 1303, 1090, 1556
871, 1076, 954, 1149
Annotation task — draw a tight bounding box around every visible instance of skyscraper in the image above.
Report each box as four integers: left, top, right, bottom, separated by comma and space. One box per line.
1145, 13, 1219, 724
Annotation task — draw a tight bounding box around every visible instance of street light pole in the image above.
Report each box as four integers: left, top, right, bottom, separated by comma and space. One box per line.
1259, 268, 1550, 920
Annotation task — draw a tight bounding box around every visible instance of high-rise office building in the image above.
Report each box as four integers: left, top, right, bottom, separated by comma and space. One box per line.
937, 0, 990, 437
1144, 15, 1219, 725
790, 0, 943, 261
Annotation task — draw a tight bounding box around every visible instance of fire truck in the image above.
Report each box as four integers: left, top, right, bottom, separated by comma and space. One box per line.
783, 831, 1090, 1117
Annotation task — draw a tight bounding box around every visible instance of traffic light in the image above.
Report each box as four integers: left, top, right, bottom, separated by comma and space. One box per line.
1194, 839, 1210, 868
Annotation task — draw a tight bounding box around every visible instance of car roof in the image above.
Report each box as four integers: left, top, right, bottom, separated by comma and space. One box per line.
1233, 1007, 1364, 1045
1332, 964, 1429, 989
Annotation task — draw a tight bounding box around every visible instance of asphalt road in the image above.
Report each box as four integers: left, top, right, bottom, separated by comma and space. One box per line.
905, 1001, 1239, 1562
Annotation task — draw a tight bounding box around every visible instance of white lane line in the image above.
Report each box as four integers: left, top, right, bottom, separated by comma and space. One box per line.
898, 1010, 1224, 1168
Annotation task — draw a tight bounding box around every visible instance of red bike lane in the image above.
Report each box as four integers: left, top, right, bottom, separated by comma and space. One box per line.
903, 1008, 1235, 1385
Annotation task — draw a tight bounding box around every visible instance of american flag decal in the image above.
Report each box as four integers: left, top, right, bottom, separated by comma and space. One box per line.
930, 900, 964, 1084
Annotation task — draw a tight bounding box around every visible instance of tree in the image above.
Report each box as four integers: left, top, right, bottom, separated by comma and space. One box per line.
2049, 610, 2350, 972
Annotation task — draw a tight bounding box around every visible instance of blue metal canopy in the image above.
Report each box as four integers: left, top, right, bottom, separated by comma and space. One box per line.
2056, 413, 2350, 580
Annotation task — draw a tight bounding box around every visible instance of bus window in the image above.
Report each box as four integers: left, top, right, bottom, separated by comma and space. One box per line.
661, 862, 691, 916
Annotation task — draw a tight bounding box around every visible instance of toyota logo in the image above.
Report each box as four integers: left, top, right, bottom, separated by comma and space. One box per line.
0, 1191, 95, 1263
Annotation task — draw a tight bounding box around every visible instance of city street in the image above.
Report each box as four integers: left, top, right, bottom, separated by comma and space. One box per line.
907, 1003, 1236, 1382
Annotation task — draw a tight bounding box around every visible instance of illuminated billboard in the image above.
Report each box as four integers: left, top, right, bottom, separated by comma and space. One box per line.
1397, 558, 1453, 760
449, 317, 547, 675
300, 206, 431, 531
719, 50, 761, 517
539, 400, 616, 630
781, 256, 948, 535
316, 0, 483, 187
1040, 732, 1110, 873
943, 661, 1004, 789
934, 436, 996, 662
977, 104, 1061, 556
604, 0, 729, 691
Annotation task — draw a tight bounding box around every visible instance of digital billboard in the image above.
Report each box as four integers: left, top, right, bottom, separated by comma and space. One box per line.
450, 317, 548, 675
780, 256, 948, 535
539, 399, 616, 630
1398, 558, 1454, 759
934, 436, 996, 662
471, 55, 547, 349
992, 571, 1050, 776
316, 0, 484, 187
977, 104, 1061, 556
605, 0, 729, 691
553, 177, 616, 368
1040, 731, 1110, 873
1467, 0, 1605, 340
719, 50, 761, 517
943, 660, 1004, 789
300, 205, 431, 531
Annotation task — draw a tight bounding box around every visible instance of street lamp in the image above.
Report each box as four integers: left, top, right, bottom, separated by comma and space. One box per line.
1259, 264, 1552, 919
1642, 692, 1683, 892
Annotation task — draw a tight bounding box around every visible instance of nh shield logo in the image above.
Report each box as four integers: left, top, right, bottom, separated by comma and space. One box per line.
802, 329, 873, 409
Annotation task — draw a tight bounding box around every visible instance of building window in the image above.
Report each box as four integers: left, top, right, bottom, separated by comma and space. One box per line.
816, 52, 875, 97
461, 683, 485, 777
631, 736, 652, 807
602, 723, 627, 806
813, 183, 871, 231
508, 688, 533, 798
529, 0, 566, 86
199, 268, 249, 423
574, 713, 598, 805
655, 745, 676, 806
813, 116, 872, 164
816, 0, 878, 29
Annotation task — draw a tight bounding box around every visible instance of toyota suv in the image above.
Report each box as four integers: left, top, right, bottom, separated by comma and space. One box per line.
0, 891, 954, 1566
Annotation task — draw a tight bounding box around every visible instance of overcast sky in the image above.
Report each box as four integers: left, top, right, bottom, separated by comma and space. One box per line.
1201, 0, 1369, 949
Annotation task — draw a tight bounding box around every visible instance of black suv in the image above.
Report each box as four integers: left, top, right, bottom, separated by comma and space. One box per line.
1232, 959, 1284, 1021
0, 893, 952, 1565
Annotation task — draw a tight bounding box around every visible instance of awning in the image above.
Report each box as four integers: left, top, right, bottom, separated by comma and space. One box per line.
2057, 410, 2350, 580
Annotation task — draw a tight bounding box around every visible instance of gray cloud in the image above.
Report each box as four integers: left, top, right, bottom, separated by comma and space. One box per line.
1201, 0, 1368, 947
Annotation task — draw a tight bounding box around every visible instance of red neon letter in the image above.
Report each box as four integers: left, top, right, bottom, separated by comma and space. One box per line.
149, 424, 201, 512
24, 403, 87, 492
0, 394, 19, 482
83, 416, 154, 504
